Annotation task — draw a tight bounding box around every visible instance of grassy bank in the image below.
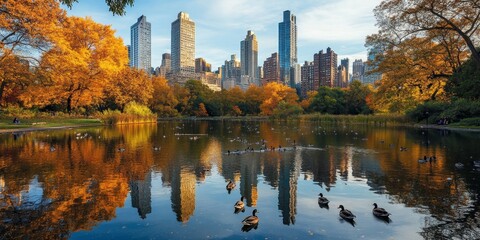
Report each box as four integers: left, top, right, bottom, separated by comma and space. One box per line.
0, 117, 102, 130
298, 113, 411, 126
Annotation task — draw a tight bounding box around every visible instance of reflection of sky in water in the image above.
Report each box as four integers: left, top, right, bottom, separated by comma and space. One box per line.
1, 121, 479, 239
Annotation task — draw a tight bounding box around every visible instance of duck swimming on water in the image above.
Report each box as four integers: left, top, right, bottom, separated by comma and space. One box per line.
338, 205, 356, 220
242, 209, 259, 226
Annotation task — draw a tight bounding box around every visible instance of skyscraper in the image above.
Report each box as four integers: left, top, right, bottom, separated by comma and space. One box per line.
363, 47, 383, 84
340, 58, 350, 83
314, 47, 337, 87
279, 10, 297, 86
301, 61, 315, 97
171, 12, 195, 75
221, 54, 241, 89
158, 53, 171, 77
240, 30, 259, 85
130, 15, 151, 72
352, 59, 364, 82
262, 52, 280, 85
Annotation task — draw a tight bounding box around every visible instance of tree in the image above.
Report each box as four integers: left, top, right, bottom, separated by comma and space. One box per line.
0, 0, 66, 105
149, 76, 179, 117
104, 67, 153, 110
345, 80, 373, 114
59, 0, 134, 15
366, 36, 457, 113
20, 16, 128, 112
260, 82, 299, 116
243, 85, 265, 115
374, 0, 480, 66
310, 87, 346, 114
195, 103, 208, 117
0, 55, 33, 106
446, 54, 480, 100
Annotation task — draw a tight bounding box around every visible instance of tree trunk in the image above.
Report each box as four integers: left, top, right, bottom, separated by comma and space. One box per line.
0, 80, 6, 106
67, 95, 72, 113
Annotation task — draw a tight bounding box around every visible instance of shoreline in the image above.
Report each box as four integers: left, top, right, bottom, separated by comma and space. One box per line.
1, 118, 480, 134
0, 124, 104, 134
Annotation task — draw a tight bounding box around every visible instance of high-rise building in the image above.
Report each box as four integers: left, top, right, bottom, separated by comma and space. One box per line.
240, 30, 259, 85
171, 12, 195, 75
195, 58, 211, 73
314, 47, 337, 88
129, 171, 152, 219
158, 53, 171, 77
301, 61, 315, 98
290, 64, 301, 88
363, 47, 383, 84
336, 65, 348, 88
340, 58, 350, 83
279, 10, 297, 86
352, 59, 364, 82
262, 52, 280, 85
130, 15, 151, 72
221, 54, 241, 89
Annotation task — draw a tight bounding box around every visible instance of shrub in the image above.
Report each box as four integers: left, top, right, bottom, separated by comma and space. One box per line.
123, 102, 154, 117
406, 101, 449, 122
453, 117, 480, 126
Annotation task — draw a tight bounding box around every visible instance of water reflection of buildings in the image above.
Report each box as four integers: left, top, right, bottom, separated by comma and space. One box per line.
278, 151, 301, 225
171, 167, 196, 223
129, 170, 152, 219
239, 154, 261, 207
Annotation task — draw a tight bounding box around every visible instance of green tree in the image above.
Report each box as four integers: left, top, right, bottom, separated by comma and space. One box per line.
310, 87, 346, 114
446, 54, 480, 100
345, 81, 373, 114
59, 0, 134, 15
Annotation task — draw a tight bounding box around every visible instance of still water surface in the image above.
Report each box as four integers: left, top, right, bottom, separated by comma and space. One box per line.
1, 120, 480, 239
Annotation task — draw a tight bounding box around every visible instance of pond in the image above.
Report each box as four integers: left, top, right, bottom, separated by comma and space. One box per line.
1, 120, 479, 239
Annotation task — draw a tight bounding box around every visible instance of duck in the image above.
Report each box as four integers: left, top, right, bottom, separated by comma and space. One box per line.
473, 160, 480, 168
418, 155, 428, 163
153, 146, 161, 151
318, 193, 330, 205
372, 203, 391, 217
455, 162, 464, 169
234, 196, 245, 210
226, 180, 236, 191
242, 209, 259, 226
338, 205, 356, 220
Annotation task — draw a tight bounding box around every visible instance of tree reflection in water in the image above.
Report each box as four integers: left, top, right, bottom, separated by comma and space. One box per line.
0, 121, 479, 239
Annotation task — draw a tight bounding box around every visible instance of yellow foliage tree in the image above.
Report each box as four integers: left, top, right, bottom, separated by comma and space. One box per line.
105, 67, 153, 109
0, 55, 33, 106
0, 0, 66, 105
260, 82, 299, 116
21, 16, 128, 112
149, 76, 179, 117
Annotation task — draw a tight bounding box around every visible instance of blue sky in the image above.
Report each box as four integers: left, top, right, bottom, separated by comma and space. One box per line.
65, 0, 381, 71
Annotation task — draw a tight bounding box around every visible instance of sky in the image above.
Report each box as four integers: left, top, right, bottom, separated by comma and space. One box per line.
65, 0, 382, 71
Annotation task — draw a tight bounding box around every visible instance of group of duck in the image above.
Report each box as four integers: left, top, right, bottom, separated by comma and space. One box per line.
318, 193, 391, 225
226, 181, 259, 232
226, 180, 391, 231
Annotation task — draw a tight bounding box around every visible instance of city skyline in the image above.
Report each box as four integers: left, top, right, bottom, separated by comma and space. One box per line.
64, 0, 382, 72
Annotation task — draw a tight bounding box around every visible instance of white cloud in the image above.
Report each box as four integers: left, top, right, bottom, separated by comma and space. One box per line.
298, 0, 381, 42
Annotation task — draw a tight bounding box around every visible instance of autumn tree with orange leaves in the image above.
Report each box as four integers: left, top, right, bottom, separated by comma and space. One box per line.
0, 0, 66, 106
260, 82, 300, 116
21, 16, 128, 112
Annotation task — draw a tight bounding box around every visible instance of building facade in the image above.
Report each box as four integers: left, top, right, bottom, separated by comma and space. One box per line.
130, 15, 151, 72
262, 52, 280, 86
279, 10, 297, 86
221, 54, 241, 90
240, 30, 259, 86
195, 58, 211, 73
352, 59, 364, 82
363, 47, 383, 84
340, 58, 349, 83
314, 47, 337, 88
171, 12, 195, 76
301, 61, 315, 98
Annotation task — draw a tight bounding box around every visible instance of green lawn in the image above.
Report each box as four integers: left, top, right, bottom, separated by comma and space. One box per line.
0, 118, 103, 130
